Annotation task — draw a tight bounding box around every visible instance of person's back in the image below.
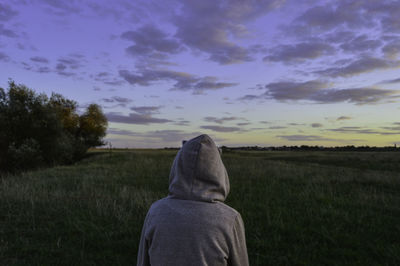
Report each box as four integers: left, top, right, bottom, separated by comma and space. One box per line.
137, 134, 249, 266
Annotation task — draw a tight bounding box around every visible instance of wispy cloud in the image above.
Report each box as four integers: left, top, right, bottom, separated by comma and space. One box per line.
119, 68, 237, 94
277, 135, 336, 141
200, 125, 242, 132
106, 112, 172, 125
337, 116, 352, 121
239, 80, 398, 105
130, 105, 162, 115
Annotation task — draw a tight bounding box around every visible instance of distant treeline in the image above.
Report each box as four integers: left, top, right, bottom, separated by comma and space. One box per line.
164, 145, 400, 152
220, 145, 400, 152
0, 80, 107, 172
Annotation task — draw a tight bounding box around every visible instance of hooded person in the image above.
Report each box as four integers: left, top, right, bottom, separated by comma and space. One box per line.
137, 134, 249, 266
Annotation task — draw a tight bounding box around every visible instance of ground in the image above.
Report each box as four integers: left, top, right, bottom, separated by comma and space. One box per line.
1, 150, 399, 265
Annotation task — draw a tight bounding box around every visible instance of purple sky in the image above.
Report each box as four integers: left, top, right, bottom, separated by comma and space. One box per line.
1, 0, 400, 147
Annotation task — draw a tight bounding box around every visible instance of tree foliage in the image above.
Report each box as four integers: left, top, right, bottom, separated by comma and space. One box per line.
0, 80, 108, 172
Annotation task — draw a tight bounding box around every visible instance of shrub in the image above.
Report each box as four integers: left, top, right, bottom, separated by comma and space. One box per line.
0, 80, 108, 172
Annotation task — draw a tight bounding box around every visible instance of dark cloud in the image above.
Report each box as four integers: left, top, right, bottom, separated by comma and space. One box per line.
310, 87, 398, 104
203, 116, 240, 124
57, 57, 82, 69
264, 42, 334, 63
340, 34, 382, 53
277, 135, 336, 141
337, 116, 352, 121
237, 122, 250, 126
200, 125, 242, 132
106, 112, 172, 125
30, 56, 49, 63
40, 0, 80, 16
173, 0, 283, 64
311, 123, 323, 128
0, 3, 18, 22
119, 68, 236, 94
56, 63, 66, 71
0, 51, 9, 61
264, 80, 325, 101
102, 96, 133, 104
288, 2, 374, 37
382, 40, 400, 59
174, 119, 190, 126
315, 57, 400, 78
121, 24, 183, 57
130, 105, 162, 115
239, 80, 398, 105
0, 24, 17, 38
92, 71, 124, 86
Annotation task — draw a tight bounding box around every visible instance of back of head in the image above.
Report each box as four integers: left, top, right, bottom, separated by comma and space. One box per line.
168, 134, 230, 202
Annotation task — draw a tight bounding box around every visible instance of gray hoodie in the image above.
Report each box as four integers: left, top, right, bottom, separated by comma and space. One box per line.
137, 134, 249, 266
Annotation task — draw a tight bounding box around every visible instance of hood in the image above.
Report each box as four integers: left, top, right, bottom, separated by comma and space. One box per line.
168, 134, 230, 202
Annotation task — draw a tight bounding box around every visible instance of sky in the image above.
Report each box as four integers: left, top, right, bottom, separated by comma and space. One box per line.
1, 0, 400, 148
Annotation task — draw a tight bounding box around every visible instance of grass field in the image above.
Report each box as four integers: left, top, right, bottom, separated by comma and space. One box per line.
1, 150, 400, 265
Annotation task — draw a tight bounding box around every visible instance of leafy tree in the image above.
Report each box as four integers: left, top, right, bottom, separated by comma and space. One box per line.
79, 104, 108, 148
0, 80, 108, 172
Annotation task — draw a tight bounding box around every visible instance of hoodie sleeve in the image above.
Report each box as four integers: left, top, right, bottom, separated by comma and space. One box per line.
136, 213, 150, 266
228, 213, 249, 266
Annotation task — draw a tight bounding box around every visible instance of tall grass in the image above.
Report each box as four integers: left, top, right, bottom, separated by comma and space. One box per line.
1, 150, 399, 265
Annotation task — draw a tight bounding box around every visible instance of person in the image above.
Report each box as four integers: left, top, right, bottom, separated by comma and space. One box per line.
137, 134, 249, 266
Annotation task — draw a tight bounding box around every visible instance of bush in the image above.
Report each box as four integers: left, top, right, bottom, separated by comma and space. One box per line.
0, 80, 108, 172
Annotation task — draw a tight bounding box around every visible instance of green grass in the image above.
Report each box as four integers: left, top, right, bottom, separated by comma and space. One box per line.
1, 150, 400, 265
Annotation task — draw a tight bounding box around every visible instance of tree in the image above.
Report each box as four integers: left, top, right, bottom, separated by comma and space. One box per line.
79, 104, 108, 148
0, 80, 108, 172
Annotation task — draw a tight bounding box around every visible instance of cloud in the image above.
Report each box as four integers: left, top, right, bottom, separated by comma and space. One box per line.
92, 71, 125, 86
130, 105, 162, 115
327, 126, 400, 135
340, 34, 382, 53
200, 125, 242, 132
0, 3, 18, 22
264, 42, 334, 63
39, 0, 80, 16
310, 87, 398, 104
0, 24, 17, 38
290, 2, 373, 35
237, 122, 250, 126
145, 130, 203, 142
203, 116, 240, 124
269, 126, 287, 129
121, 24, 183, 57
0, 51, 9, 61
119, 68, 236, 94
382, 40, 400, 59
311, 123, 323, 128
107, 128, 141, 137
174, 119, 190, 126
173, 0, 283, 64
239, 80, 398, 104
337, 116, 352, 121
30, 56, 49, 63
106, 112, 172, 125
57, 57, 82, 69
107, 128, 203, 143
101, 96, 133, 106
264, 80, 326, 101
315, 57, 400, 78
56, 63, 66, 71
277, 135, 336, 141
